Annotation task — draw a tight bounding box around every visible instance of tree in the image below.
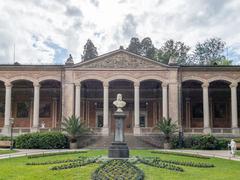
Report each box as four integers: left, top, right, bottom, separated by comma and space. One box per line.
61, 115, 89, 144
140, 37, 156, 59
157, 39, 190, 64
192, 38, 226, 65
82, 39, 98, 61
126, 37, 142, 55
156, 117, 178, 144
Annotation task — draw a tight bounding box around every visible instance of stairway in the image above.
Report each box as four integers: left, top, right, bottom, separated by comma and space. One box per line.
78, 135, 164, 149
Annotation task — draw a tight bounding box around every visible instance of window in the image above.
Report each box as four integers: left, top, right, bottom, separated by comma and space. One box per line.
139, 115, 146, 127
17, 102, 29, 118
0, 102, 4, 118
97, 115, 103, 127
39, 102, 51, 118
192, 103, 203, 118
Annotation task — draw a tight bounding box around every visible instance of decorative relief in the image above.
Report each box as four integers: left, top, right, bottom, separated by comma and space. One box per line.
78, 52, 166, 69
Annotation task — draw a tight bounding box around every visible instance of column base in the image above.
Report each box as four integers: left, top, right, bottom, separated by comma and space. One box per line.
133, 127, 141, 136
2, 125, 11, 136
203, 127, 211, 134
232, 128, 240, 136
101, 127, 109, 136
31, 127, 39, 133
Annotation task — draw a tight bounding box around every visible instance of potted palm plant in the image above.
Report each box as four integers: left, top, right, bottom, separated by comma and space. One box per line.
156, 117, 178, 149
61, 115, 89, 149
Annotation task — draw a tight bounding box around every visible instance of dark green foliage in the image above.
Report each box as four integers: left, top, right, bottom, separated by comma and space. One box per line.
138, 157, 184, 172
171, 135, 230, 150
151, 151, 210, 159
92, 159, 144, 180
190, 37, 227, 65
62, 115, 89, 143
156, 117, 178, 142
127, 37, 142, 55
27, 151, 87, 159
15, 132, 68, 149
82, 39, 98, 61
50, 157, 98, 170
0, 136, 12, 141
157, 39, 190, 64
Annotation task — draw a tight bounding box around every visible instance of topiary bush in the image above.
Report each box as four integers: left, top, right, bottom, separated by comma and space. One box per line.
171, 135, 229, 150
15, 132, 69, 149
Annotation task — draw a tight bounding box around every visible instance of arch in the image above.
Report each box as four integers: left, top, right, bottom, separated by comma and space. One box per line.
0, 77, 7, 83
182, 76, 206, 84
207, 76, 234, 84
74, 75, 105, 84
107, 75, 137, 83
38, 76, 61, 83
138, 75, 167, 84
9, 76, 36, 84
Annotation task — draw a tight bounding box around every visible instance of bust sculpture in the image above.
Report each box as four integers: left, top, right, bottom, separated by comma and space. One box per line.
113, 94, 126, 112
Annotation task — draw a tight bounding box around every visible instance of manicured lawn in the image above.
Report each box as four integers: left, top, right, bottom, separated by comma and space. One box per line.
0, 149, 17, 155
0, 150, 240, 180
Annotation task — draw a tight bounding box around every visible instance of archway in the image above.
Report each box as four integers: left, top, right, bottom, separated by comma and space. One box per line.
182, 80, 203, 129
39, 80, 61, 129
209, 80, 231, 128
140, 80, 162, 128
109, 79, 134, 133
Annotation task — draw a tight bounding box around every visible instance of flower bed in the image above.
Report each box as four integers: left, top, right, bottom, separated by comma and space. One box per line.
151, 151, 209, 159
26, 157, 86, 165
27, 151, 87, 159
92, 159, 144, 180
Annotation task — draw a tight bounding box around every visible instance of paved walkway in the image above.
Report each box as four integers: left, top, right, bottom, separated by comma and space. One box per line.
0, 148, 239, 161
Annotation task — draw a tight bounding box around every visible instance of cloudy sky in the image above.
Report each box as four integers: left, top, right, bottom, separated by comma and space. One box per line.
0, 0, 240, 64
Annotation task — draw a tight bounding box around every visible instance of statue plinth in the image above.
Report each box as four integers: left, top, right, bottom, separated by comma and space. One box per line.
108, 111, 129, 158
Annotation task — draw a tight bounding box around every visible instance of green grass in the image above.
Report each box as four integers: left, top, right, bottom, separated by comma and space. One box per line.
0, 150, 240, 180
0, 149, 17, 155
236, 151, 240, 156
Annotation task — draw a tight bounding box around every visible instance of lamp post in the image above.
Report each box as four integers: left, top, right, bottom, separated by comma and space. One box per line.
10, 118, 14, 150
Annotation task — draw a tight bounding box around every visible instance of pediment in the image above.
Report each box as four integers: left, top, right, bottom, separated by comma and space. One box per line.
74, 50, 169, 69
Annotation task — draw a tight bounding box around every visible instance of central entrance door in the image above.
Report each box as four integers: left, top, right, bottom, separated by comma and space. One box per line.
109, 79, 134, 134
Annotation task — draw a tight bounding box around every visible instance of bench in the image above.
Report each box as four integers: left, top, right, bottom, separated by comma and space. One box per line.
0, 141, 11, 148
237, 143, 240, 150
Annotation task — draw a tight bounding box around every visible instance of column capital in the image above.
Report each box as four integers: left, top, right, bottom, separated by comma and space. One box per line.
33, 82, 41, 87
134, 81, 140, 87
229, 82, 238, 88
103, 81, 109, 88
201, 82, 209, 88
75, 82, 81, 87
161, 83, 168, 88
4, 82, 12, 88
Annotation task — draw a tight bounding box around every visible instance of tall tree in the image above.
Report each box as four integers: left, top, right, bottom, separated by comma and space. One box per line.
157, 39, 190, 64
126, 37, 142, 55
140, 37, 156, 60
82, 39, 98, 61
192, 38, 226, 65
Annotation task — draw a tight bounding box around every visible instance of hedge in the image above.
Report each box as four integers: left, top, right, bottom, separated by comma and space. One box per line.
171, 135, 230, 150
15, 132, 69, 149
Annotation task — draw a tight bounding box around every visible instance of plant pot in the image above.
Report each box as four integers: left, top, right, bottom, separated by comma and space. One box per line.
70, 142, 78, 149
163, 143, 171, 149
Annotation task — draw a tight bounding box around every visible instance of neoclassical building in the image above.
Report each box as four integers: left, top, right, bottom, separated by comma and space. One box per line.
0, 48, 240, 137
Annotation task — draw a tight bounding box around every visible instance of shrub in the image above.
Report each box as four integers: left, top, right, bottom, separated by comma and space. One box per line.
15, 132, 69, 149
0, 136, 12, 141
151, 151, 210, 159
171, 135, 229, 150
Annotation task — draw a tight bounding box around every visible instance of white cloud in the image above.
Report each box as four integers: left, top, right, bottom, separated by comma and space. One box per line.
0, 0, 239, 64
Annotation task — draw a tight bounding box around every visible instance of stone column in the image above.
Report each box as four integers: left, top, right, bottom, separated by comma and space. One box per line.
102, 82, 109, 135
32, 82, 40, 132
168, 83, 179, 124
162, 83, 168, 118
230, 83, 239, 135
3, 82, 12, 135
202, 82, 211, 134
63, 83, 74, 118
134, 82, 140, 135
75, 83, 81, 119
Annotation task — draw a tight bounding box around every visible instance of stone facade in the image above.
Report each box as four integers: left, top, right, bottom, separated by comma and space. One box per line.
0, 49, 239, 136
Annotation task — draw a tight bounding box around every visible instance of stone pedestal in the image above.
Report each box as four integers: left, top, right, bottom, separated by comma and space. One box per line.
108, 111, 129, 158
